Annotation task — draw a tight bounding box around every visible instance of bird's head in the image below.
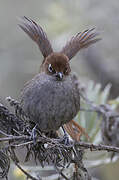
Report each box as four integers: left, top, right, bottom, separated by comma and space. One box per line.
19, 16, 101, 81
42, 53, 71, 81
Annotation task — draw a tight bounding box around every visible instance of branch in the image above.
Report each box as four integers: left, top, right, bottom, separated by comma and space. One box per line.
0, 135, 29, 142
1, 132, 119, 153
1, 95, 119, 179
75, 141, 119, 153
11, 157, 40, 180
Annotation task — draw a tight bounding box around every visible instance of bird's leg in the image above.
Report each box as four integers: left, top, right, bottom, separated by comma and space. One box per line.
62, 126, 70, 145
58, 126, 71, 145
64, 120, 89, 141
29, 124, 38, 144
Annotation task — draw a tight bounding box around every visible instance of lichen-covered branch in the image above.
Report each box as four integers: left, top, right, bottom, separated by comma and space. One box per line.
0, 94, 119, 179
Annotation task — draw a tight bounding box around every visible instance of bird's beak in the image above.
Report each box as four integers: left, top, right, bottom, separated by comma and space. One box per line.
55, 72, 63, 80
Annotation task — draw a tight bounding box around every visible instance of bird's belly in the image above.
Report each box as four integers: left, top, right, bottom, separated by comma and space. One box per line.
42, 91, 78, 130
21, 76, 80, 132
37, 87, 79, 131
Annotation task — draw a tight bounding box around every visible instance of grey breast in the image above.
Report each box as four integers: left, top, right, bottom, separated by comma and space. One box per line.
20, 73, 80, 132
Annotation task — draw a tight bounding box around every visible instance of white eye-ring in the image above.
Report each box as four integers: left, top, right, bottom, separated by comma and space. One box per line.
48, 64, 53, 73
48, 64, 56, 74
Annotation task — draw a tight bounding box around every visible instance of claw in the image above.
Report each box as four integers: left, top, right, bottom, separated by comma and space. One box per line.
30, 124, 38, 145
58, 126, 71, 145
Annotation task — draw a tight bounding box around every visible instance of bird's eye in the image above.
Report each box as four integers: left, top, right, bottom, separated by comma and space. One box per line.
48, 64, 56, 73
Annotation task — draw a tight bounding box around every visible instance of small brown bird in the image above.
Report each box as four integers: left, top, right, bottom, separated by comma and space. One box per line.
19, 16, 100, 140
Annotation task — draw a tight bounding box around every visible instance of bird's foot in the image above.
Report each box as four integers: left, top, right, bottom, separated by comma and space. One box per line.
29, 124, 38, 145
58, 126, 71, 145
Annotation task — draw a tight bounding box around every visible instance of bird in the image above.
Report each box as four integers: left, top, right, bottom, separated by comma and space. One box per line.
19, 16, 100, 141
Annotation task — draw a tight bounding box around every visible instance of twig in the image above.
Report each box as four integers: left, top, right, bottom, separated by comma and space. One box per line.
1, 131, 119, 153
80, 92, 118, 117
0, 130, 11, 137
55, 166, 69, 180
75, 141, 119, 153
8, 147, 41, 180
13, 162, 40, 180
0, 135, 29, 142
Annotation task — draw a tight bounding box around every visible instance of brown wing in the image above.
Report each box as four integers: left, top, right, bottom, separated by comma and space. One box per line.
19, 16, 53, 58
61, 28, 101, 60
63, 120, 89, 141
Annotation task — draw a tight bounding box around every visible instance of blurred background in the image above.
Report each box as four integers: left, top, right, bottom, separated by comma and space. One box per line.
0, 0, 119, 179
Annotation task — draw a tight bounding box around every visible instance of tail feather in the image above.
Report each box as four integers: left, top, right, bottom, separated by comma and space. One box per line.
19, 16, 53, 58
61, 28, 101, 60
